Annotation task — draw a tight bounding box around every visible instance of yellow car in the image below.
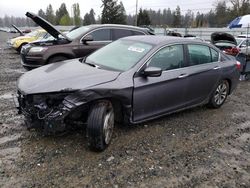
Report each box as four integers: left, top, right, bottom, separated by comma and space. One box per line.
8, 29, 47, 52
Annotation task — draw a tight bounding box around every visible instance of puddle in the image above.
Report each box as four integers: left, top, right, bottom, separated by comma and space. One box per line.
218, 147, 242, 155
4, 68, 26, 74
0, 147, 21, 160
0, 133, 21, 146
238, 121, 250, 129
236, 133, 250, 143
0, 92, 14, 100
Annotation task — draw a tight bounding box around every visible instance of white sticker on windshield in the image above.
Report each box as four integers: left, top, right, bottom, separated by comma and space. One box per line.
128, 46, 145, 53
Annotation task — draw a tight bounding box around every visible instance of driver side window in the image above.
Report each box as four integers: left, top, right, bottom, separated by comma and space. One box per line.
148, 45, 184, 71
90, 29, 111, 41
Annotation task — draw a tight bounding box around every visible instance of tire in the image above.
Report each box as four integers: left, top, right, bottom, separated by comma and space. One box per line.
208, 80, 229, 108
48, 56, 68, 64
87, 101, 114, 151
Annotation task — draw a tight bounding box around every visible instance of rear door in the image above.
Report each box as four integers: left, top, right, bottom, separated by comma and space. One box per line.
74, 28, 112, 57
133, 44, 189, 122
112, 29, 146, 41
184, 44, 222, 105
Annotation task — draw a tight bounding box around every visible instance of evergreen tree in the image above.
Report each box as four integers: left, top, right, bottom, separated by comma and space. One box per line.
59, 14, 71, 25
38, 9, 46, 20
83, 13, 91, 25
46, 4, 55, 24
72, 3, 81, 26
137, 8, 151, 26
117, 2, 127, 24
55, 3, 69, 25
83, 9, 96, 25
173, 6, 181, 27
101, 0, 126, 24
89, 9, 96, 24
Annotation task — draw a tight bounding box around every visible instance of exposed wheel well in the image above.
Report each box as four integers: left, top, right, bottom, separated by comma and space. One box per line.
17, 42, 28, 52
225, 79, 232, 95
47, 53, 74, 64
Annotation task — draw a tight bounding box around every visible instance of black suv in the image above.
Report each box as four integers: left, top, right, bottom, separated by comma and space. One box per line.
21, 12, 154, 70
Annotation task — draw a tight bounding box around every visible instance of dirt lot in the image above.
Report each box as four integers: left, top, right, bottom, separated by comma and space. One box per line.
0, 31, 249, 188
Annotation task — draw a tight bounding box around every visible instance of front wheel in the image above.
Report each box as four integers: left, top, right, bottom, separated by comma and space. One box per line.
87, 101, 114, 151
208, 80, 229, 108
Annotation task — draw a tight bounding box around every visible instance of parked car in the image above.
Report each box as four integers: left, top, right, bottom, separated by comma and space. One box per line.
20, 12, 154, 70
211, 32, 240, 56
10, 24, 31, 36
184, 34, 205, 42
236, 37, 250, 55
16, 36, 240, 151
7, 28, 47, 52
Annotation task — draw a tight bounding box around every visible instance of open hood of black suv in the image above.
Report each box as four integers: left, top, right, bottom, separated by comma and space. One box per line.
12, 24, 24, 36
211, 32, 237, 45
26, 12, 71, 41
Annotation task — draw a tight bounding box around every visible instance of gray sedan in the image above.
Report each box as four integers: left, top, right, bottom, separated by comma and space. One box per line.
16, 36, 240, 151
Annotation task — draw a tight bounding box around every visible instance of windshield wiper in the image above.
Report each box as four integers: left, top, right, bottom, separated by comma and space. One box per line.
81, 57, 100, 68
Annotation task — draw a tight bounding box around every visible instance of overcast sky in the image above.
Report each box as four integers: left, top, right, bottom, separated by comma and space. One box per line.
0, 0, 214, 18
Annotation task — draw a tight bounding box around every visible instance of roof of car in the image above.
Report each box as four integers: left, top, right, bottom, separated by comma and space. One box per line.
87, 24, 151, 32
121, 35, 207, 46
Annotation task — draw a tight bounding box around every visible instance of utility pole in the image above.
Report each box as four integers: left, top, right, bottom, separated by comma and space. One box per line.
71, 5, 75, 26
135, 0, 138, 26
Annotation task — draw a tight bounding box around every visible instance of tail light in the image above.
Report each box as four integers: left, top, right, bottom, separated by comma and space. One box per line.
236, 61, 241, 71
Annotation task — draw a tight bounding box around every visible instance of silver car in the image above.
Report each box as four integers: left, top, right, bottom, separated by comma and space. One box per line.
236, 37, 250, 55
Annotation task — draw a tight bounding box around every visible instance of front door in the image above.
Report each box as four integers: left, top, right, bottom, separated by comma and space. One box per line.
133, 44, 189, 122
73, 28, 112, 57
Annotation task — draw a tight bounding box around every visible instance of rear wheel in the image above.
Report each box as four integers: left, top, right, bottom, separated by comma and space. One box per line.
208, 80, 229, 108
87, 101, 114, 151
48, 56, 68, 64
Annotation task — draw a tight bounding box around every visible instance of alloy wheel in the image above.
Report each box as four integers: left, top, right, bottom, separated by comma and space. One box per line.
214, 82, 228, 105
103, 108, 114, 145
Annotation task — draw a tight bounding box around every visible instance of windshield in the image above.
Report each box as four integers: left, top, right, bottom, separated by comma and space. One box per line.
85, 39, 153, 71
26, 30, 39, 37
66, 26, 91, 40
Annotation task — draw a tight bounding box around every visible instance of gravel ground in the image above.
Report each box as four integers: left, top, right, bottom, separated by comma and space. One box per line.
0, 31, 250, 188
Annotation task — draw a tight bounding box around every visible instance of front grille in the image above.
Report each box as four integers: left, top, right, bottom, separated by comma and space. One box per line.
20, 54, 27, 64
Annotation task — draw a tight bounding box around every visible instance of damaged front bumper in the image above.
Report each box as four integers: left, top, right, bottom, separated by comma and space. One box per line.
16, 91, 86, 134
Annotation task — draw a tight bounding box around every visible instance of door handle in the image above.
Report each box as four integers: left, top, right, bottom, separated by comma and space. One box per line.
213, 66, 221, 70
178, 74, 189, 78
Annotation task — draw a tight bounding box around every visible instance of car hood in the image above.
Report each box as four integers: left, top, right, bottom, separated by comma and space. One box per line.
17, 59, 120, 95
11, 36, 31, 42
26, 12, 71, 42
211, 32, 237, 45
12, 24, 24, 36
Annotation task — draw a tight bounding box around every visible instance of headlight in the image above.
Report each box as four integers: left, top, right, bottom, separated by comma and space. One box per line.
9, 39, 14, 45
29, 47, 48, 53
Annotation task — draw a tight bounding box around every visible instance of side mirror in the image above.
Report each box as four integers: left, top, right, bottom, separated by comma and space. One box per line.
82, 35, 93, 44
143, 67, 162, 77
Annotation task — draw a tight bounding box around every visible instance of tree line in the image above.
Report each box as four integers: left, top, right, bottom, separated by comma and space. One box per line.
0, 0, 250, 28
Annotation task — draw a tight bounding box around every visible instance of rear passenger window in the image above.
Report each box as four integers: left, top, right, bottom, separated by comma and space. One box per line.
133, 31, 145, 35
91, 29, 111, 41
113, 29, 133, 40
187, 44, 212, 66
211, 48, 219, 62
148, 45, 184, 71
